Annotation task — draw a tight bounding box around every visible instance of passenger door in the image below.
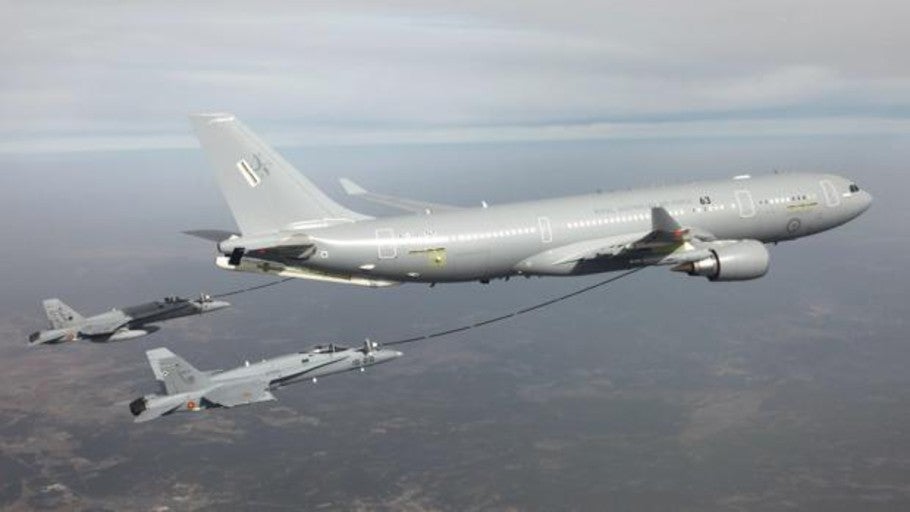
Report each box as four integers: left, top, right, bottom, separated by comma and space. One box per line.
375, 228, 397, 259
537, 217, 553, 244
734, 190, 756, 218
820, 179, 841, 207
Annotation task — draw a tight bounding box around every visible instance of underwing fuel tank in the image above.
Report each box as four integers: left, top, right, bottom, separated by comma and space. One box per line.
107, 329, 151, 341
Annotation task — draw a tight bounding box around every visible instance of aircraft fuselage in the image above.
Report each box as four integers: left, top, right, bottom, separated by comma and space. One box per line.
224, 172, 870, 284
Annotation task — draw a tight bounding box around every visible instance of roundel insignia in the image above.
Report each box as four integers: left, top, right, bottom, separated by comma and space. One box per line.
428, 248, 447, 267
186, 401, 197, 410
786, 218, 801, 234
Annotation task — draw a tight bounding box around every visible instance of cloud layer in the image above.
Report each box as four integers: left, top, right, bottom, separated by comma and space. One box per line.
3, 0, 909, 152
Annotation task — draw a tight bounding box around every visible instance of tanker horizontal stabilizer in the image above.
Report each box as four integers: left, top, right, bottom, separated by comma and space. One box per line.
183, 229, 239, 243
215, 255, 400, 287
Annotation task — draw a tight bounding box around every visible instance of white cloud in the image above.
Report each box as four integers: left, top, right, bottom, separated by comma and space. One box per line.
4, 117, 908, 155
1, 0, 908, 153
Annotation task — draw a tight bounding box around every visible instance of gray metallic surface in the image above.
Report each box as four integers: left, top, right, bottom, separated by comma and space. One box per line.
28, 296, 230, 346
131, 342, 402, 422
191, 114, 871, 286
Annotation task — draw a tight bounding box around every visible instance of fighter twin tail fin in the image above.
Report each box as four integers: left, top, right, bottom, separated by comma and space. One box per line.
146, 347, 210, 395
42, 299, 84, 329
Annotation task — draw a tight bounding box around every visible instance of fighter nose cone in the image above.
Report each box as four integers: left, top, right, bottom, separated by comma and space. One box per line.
858, 190, 873, 213
374, 349, 404, 362
203, 300, 232, 311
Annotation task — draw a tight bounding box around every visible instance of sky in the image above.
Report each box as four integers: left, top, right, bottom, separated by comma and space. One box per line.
2, 2, 910, 510
2, 0, 910, 153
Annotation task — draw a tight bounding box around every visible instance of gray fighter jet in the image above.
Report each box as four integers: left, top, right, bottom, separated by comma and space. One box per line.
28, 295, 230, 346
128, 340, 402, 422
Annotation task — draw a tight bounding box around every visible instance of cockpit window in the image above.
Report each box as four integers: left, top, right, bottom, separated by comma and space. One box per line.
849, 183, 860, 193
311, 344, 347, 354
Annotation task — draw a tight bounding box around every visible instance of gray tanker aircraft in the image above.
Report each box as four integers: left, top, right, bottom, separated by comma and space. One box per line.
129, 341, 402, 422
28, 295, 230, 346
189, 113, 872, 287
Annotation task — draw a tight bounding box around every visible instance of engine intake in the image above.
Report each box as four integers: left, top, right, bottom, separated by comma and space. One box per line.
673, 240, 770, 281
129, 397, 148, 417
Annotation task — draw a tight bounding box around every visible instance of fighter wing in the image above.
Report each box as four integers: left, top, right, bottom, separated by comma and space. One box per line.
204, 379, 276, 407
78, 312, 130, 336
340, 178, 463, 214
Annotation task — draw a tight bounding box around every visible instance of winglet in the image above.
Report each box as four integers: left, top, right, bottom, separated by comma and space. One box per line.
651, 207, 682, 233
339, 178, 367, 196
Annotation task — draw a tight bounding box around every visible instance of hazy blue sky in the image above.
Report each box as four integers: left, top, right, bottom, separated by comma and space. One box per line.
2, 0, 909, 153
2, 2, 910, 510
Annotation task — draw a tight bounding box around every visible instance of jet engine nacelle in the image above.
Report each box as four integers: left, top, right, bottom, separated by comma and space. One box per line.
129, 393, 207, 422
27, 328, 80, 346
673, 240, 770, 281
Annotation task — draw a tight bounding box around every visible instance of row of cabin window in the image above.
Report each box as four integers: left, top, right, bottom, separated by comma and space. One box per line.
758, 193, 814, 206
394, 227, 537, 243
452, 227, 537, 241
566, 202, 735, 230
